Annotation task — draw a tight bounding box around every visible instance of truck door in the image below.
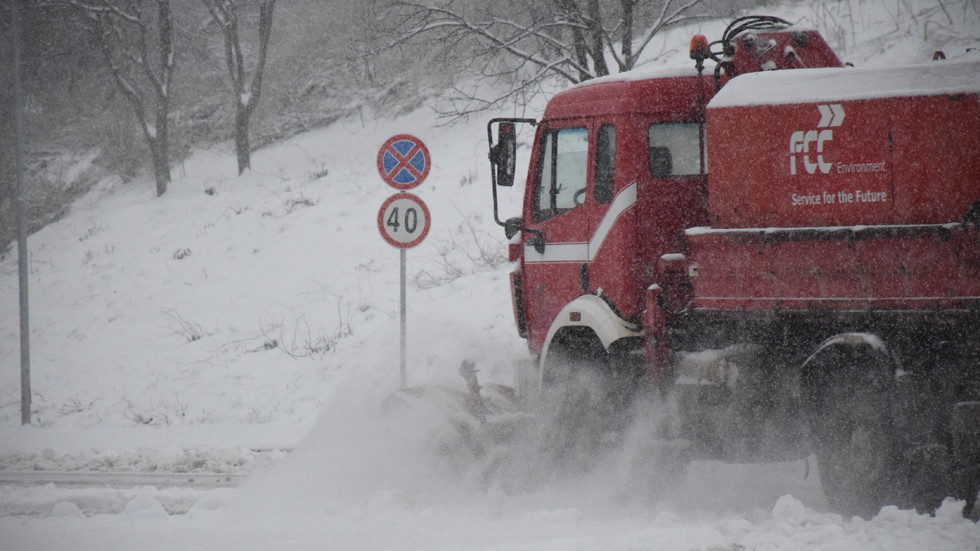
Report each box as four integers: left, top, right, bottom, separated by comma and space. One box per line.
636, 120, 709, 288
520, 121, 611, 352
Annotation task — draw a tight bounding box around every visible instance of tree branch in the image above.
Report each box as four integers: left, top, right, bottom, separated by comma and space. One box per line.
246, 0, 276, 115
69, 0, 174, 194
633, 0, 709, 63
393, 4, 589, 84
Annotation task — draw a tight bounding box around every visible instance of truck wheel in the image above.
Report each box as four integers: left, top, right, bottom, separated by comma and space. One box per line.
539, 329, 615, 470
801, 335, 902, 517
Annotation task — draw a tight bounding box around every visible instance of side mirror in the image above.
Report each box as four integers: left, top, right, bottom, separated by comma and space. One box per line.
490, 122, 517, 187
488, 117, 535, 229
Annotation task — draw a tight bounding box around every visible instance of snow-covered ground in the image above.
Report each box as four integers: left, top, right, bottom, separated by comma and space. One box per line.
2, 1, 980, 549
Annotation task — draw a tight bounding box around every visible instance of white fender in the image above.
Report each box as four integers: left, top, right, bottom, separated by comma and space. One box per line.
542, 294, 641, 357
515, 294, 640, 405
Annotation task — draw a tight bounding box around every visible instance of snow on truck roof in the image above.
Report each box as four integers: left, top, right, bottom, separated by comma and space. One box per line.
709, 57, 980, 108
574, 64, 708, 87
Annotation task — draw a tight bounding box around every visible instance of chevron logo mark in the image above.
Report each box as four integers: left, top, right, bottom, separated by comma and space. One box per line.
817, 103, 846, 128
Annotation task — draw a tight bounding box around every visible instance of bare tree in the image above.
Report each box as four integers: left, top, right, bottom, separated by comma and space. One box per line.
391, 0, 711, 117
70, 0, 175, 196
201, 0, 275, 175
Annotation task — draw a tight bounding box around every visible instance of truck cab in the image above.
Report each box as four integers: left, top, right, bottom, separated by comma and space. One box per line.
513, 69, 713, 357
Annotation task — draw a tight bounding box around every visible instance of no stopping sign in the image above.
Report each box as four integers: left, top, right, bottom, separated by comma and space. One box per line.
377, 193, 431, 249
377, 135, 430, 190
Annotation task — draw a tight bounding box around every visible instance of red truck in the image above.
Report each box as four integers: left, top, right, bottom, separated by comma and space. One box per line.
487, 16, 980, 516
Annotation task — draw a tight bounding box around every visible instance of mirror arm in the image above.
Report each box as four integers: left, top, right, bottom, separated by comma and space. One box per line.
492, 178, 506, 226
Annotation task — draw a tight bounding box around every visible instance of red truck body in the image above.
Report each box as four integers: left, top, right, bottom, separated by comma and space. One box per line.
488, 17, 980, 516
707, 68, 980, 228
689, 61, 980, 315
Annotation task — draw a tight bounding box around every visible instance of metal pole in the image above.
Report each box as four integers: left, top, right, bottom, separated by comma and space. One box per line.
399, 248, 406, 387
11, 0, 32, 425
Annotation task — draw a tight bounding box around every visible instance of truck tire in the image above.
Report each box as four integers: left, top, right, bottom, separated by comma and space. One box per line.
801, 335, 902, 517
539, 330, 608, 468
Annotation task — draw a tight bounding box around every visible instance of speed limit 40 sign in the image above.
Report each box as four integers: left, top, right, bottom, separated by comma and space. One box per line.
377, 192, 430, 249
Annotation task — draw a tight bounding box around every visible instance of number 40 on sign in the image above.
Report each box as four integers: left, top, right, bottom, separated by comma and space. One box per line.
377, 192, 430, 249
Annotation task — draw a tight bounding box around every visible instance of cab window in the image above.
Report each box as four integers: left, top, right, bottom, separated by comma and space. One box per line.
534, 127, 589, 221
648, 122, 704, 177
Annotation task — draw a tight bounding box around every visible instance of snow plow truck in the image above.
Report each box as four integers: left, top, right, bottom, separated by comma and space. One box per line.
486, 15, 980, 517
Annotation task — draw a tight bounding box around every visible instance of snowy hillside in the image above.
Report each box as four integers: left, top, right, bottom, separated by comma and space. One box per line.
2, 1, 980, 549
0, 105, 527, 432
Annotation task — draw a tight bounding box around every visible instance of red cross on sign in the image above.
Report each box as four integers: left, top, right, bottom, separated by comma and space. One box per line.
377, 134, 431, 190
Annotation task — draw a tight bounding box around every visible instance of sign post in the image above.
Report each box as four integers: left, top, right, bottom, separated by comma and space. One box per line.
11, 0, 31, 425
377, 192, 431, 387
377, 135, 431, 387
